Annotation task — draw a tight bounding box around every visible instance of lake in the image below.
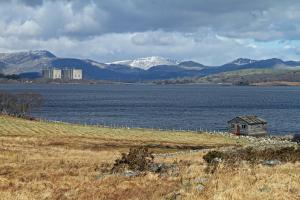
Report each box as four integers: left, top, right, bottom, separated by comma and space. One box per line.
1, 83, 300, 135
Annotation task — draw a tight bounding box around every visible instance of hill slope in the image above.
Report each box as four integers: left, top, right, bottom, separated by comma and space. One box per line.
190, 68, 300, 85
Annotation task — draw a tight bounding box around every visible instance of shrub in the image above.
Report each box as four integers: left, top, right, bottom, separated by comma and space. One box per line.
203, 150, 225, 164
203, 146, 300, 167
111, 147, 154, 173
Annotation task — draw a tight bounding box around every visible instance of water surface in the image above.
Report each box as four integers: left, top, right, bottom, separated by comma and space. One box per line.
1, 83, 299, 135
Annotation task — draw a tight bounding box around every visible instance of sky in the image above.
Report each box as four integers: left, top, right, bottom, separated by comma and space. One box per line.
0, 0, 300, 65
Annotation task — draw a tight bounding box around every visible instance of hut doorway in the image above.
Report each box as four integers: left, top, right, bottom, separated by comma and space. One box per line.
236, 125, 240, 135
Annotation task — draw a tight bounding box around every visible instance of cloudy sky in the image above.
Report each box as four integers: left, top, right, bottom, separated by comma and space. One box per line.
1, 0, 300, 65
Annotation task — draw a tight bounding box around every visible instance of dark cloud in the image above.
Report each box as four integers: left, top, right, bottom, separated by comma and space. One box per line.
68, 0, 300, 41
16, 0, 44, 6
2, 0, 300, 40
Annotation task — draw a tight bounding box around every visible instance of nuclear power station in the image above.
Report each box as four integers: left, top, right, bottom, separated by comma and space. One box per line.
42, 68, 82, 80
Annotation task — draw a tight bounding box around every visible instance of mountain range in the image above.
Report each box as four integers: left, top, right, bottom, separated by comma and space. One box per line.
0, 50, 300, 81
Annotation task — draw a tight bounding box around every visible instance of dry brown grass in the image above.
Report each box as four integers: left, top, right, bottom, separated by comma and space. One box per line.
198, 163, 300, 200
0, 116, 299, 200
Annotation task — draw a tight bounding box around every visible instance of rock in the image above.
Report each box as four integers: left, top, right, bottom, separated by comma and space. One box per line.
194, 177, 208, 184
262, 159, 281, 166
149, 163, 168, 173
170, 169, 180, 177
195, 185, 205, 192
149, 163, 178, 175
165, 191, 181, 200
292, 134, 300, 143
149, 163, 180, 177
123, 170, 140, 177
95, 174, 103, 180
259, 186, 271, 192
149, 163, 162, 172
95, 173, 113, 180
212, 157, 222, 163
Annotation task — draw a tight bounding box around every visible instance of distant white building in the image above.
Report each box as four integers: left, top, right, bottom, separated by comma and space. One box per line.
62, 68, 83, 80
42, 68, 82, 80
42, 68, 61, 79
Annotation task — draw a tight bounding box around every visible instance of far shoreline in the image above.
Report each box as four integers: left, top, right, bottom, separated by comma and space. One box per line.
2, 79, 300, 87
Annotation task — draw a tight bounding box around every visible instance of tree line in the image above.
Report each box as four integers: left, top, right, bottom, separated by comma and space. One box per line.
0, 73, 20, 80
0, 91, 42, 118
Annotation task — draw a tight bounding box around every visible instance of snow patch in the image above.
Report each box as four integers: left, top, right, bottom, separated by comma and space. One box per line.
231, 58, 257, 66
108, 56, 181, 70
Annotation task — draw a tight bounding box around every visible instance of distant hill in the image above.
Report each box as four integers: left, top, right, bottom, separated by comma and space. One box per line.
200, 68, 300, 85
155, 68, 300, 85
178, 61, 207, 70
200, 58, 300, 76
1, 50, 300, 82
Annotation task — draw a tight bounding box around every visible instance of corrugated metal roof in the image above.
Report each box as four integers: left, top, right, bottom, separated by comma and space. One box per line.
229, 116, 267, 125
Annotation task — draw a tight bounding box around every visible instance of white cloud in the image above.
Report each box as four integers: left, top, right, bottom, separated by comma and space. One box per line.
2, 30, 299, 65
4, 20, 41, 37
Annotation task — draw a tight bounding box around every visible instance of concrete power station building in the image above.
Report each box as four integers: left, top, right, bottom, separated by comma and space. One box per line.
42, 68, 62, 79
61, 69, 82, 80
42, 68, 82, 80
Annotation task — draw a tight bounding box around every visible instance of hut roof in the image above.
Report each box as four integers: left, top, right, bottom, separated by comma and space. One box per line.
228, 116, 267, 125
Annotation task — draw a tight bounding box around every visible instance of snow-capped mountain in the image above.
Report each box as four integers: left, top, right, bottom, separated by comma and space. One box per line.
0, 50, 56, 74
108, 56, 181, 70
85, 59, 107, 69
230, 58, 257, 66
1, 50, 300, 81
0, 50, 55, 63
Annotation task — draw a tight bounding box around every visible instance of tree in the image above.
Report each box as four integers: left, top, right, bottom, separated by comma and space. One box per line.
0, 91, 42, 117
0, 92, 17, 114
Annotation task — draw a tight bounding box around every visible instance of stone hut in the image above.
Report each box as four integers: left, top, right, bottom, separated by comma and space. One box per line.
228, 116, 267, 136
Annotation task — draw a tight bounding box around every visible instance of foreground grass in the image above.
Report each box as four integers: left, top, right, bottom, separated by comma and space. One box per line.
0, 116, 299, 200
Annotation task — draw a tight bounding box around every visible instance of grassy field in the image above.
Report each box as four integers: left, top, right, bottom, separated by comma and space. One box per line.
0, 115, 299, 200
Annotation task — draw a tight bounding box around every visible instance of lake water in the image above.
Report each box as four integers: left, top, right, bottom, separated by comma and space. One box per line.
1, 83, 300, 135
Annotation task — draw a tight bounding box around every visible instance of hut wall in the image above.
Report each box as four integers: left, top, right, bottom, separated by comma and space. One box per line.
247, 124, 267, 136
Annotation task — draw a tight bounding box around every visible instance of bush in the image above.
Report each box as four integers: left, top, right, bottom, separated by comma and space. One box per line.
203, 146, 300, 166
111, 147, 154, 173
203, 150, 225, 164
